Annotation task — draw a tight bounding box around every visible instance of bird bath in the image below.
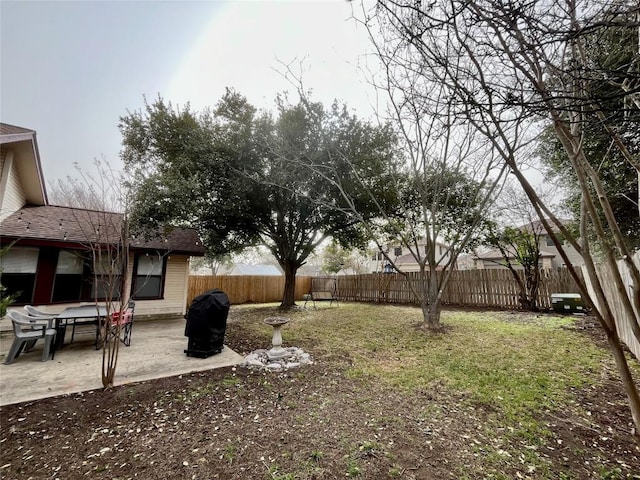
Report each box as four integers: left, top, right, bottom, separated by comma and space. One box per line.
264, 317, 290, 360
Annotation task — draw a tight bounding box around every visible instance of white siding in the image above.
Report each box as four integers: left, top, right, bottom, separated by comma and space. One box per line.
0, 149, 27, 221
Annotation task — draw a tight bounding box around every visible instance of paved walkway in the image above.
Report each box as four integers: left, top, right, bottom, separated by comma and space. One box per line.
0, 317, 244, 406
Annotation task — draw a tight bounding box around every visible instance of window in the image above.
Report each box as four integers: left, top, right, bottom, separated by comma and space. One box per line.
394, 247, 402, 257
91, 253, 122, 301
52, 250, 86, 302
131, 253, 166, 299
0, 247, 39, 304
546, 235, 555, 247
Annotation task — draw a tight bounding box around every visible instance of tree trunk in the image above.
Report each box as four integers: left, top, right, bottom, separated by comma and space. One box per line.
421, 270, 442, 330
423, 299, 442, 330
280, 261, 298, 308
523, 267, 540, 312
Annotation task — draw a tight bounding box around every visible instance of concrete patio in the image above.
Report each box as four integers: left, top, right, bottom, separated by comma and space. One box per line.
0, 316, 244, 406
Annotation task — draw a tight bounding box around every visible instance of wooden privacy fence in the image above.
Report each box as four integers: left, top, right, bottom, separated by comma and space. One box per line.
582, 252, 640, 360
337, 268, 582, 310
187, 275, 312, 306
188, 269, 581, 311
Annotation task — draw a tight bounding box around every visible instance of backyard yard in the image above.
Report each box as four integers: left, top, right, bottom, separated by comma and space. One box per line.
1, 303, 638, 479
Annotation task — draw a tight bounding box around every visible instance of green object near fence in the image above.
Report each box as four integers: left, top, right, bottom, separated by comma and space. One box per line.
550, 293, 583, 314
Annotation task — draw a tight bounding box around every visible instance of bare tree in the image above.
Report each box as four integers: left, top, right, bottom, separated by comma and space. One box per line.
53, 160, 131, 388
48, 158, 124, 213
364, 0, 640, 434
280, 60, 507, 330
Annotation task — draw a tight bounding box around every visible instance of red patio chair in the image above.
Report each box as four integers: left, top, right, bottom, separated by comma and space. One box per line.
108, 301, 135, 346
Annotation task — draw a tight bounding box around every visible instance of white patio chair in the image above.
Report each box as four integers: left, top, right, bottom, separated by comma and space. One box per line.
22, 306, 57, 351
24, 305, 54, 317
4, 311, 56, 364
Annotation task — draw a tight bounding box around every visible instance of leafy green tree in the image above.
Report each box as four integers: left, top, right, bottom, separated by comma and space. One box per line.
538, 17, 639, 250
486, 226, 543, 311
320, 242, 369, 275
120, 90, 397, 307
484, 182, 562, 311
320, 242, 347, 275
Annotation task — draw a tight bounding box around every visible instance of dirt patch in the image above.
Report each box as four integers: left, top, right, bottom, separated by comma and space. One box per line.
1, 315, 639, 479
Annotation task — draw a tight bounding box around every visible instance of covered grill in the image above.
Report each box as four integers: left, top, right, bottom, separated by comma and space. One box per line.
184, 289, 230, 358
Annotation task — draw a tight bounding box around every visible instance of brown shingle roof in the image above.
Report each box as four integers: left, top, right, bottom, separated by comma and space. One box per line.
0, 205, 205, 255
130, 227, 205, 254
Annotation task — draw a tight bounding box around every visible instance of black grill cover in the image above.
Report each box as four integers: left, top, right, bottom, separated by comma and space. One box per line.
184, 289, 230, 357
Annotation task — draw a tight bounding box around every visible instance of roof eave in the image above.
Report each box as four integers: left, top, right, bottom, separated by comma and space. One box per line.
0, 132, 35, 144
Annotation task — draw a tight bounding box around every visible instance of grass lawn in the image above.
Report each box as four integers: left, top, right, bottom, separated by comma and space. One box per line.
1, 302, 638, 479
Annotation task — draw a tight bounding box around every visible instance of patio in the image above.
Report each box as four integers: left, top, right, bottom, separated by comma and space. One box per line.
0, 316, 244, 406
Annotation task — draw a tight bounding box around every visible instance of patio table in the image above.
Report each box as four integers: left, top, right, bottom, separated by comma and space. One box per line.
54, 305, 108, 351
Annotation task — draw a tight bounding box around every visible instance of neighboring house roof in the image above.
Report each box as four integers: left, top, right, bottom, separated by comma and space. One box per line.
519, 219, 573, 234
474, 247, 555, 261
336, 267, 358, 275
395, 253, 420, 265
225, 264, 282, 276
0, 205, 205, 255
394, 252, 447, 265
297, 264, 323, 276
455, 253, 475, 270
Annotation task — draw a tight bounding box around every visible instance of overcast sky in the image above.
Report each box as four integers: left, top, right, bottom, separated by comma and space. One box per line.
1, 0, 376, 183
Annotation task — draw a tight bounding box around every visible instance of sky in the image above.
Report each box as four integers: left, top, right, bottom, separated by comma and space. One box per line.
1, 0, 376, 183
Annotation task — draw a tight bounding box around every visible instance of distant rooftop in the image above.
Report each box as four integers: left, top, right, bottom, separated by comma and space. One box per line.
225, 264, 282, 276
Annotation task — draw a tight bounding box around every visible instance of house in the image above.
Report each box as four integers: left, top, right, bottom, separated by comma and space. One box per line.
473, 219, 583, 270
0, 123, 205, 318
368, 240, 453, 273
524, 220, 583, 268
473, 248, 556, 270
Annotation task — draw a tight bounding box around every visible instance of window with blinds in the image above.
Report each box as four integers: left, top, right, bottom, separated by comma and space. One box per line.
131, 253, 166, 300
0, 247, 39, 304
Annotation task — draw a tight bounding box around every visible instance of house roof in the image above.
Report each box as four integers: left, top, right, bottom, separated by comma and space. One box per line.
390, 253, 446, 271
519, 219, 573, 234
474, 247, 555, 261
0, 123, 48, 206
0, 123, 36, 142
225, 264, 282, 276
395, 253, 421, 264
297, 264, 323, 276
0, 205, 205, 255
